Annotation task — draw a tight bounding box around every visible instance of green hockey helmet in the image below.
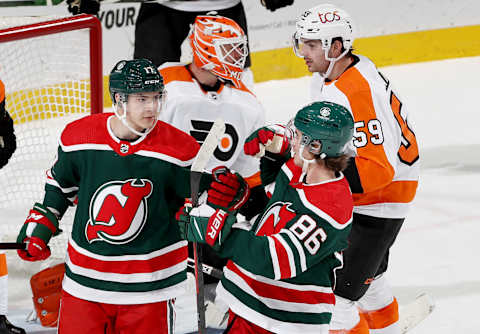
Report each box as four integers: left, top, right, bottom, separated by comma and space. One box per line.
109, 58, 164, 104
293, 101, 354, 158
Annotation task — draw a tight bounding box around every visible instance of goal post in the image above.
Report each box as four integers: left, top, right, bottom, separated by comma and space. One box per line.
0, 14, 103, 116
0, 14, 103, 276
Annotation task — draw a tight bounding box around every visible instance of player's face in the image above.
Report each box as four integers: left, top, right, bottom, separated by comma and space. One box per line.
219, 42, 248, 69
126, 91, 162, 132
299, 38, 330, 74
292, 129, 315, 167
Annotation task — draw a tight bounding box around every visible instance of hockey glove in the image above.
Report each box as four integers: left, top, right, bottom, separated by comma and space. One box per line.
0, 103, 16, 169
67, 0, 100, 16
176, 205, 236, 251
17, 203, 61, 262
244, 124, 292, 158
207, 166, 250, 212
260, 0, 294, 12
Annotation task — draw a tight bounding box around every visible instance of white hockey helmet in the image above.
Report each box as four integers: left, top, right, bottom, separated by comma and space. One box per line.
293, 4, 354, 57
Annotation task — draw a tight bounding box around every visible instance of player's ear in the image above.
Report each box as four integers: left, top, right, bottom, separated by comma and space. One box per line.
331, 39, 344, 55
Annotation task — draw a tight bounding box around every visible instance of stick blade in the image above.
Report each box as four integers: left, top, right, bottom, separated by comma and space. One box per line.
191, 118, 225, 173
399, 293, 435, 333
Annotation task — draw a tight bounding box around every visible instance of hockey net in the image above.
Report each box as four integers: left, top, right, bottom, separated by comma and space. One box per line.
0, 15, 102, 282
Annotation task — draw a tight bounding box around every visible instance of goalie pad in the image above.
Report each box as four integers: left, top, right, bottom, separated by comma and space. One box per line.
30, 263, 65, 327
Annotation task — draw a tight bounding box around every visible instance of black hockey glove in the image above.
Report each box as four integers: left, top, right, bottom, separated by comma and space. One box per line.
67, 0, 100, 16
260, 0, 294, 12
0, 101, 16, 169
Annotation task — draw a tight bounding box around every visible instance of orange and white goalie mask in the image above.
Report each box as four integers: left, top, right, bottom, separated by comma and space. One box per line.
190, 14, 248, 88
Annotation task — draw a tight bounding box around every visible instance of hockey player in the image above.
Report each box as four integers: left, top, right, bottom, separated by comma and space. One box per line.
15, 59, 201, 334
293, 4, 420, 333
160, 13, 266, 213
177, 101, 355, 333
159, 13, 267, 305
0, 80, 25, 334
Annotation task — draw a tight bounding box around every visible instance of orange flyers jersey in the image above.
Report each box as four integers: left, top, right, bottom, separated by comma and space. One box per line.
159, 63, 265, 187
310, 55, 419, 219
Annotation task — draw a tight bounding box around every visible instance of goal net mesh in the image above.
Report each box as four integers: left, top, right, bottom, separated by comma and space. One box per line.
0, 16, 101, 284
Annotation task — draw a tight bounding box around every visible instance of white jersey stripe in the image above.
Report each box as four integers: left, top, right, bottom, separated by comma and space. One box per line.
66, 253, 186, 283
222, 267, 334, 314
69, 238, 187, 261
272, 234, 296, 278
280, 229, 307, 273
297, 188, 352, 230
216, 283, 330, 334
63, 276, 187, 305
267, 236, 281, 280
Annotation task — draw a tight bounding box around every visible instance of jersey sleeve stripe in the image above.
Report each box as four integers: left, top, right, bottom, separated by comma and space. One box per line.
280, 229, 307, 273
269, 236, 291, 279
352, 180, 418, 205
224, 261, 335, 306
272, 234, 296, 278
46, 169, 79, 194
267, 237, 281, 280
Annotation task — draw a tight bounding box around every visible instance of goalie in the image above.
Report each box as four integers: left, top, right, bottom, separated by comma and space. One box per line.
15, 59, 207, 333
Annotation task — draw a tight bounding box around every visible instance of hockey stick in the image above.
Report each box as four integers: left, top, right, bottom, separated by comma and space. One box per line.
190, 118, 225, 334
399, 293, 435, 333
0, 242, 25, 250
187, 257, 223, 280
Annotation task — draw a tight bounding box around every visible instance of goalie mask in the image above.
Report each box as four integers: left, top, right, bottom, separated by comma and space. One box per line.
189, 14, 248, 88
292, 101, 354, 171
293, 4, 354, 78
109, 59, 166, 137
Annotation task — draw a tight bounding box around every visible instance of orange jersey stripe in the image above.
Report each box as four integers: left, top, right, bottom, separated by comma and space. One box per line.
0, 79, 4, 102
335, 68, 395, 193
244, 171, 261, 188
353, 180, 418, 205
0, 253, 7, 277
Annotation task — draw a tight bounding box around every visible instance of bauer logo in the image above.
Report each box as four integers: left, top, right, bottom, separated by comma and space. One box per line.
85, 179, 153, 244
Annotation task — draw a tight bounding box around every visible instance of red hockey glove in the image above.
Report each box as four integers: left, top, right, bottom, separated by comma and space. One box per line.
207, 166, 250, 212
17, 203, 61, 262
176, 205, 236, 251
244, 124, 292, 158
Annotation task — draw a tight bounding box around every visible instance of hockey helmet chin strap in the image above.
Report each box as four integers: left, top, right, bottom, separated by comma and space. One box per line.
112, 100, 160, 139
321, 46, 350, 80
299, 144, 326, 174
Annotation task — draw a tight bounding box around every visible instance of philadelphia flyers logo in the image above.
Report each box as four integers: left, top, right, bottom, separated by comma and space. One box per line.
85, 179, 153, 244
255, 201, 296, 236
190, 120, 239, 162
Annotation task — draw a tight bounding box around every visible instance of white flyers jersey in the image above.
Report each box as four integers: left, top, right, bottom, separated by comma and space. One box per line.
159, 63, 265, 186
310, 55, 419, 219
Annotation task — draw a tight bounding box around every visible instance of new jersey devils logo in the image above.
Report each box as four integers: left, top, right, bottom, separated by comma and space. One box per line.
255, 201, 296, 236
85, 179, 153, 244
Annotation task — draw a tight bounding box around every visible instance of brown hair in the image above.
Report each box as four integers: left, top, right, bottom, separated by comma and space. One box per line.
317, 154, 350, 173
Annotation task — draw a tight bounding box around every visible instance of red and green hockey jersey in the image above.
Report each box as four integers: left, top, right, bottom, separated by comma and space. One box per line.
43, 113, 199, 304
216, 159, 354, 333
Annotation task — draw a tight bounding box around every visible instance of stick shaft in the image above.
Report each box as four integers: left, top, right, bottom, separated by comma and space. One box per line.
0, 242, 25, 250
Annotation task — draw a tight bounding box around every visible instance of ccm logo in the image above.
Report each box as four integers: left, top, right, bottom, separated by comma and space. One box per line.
318, 11, 341, 23
208, 210, 227, 241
